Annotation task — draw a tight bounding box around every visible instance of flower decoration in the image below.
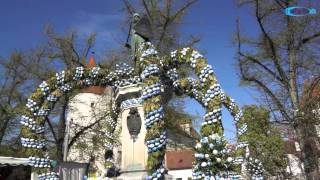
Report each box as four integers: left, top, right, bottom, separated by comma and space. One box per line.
38, 172, 59, 180
115, 63, 134, 76
73, 66, 84, 80
146, 131, 167, 153
247, 158, 264, 179
237, 123, 247, 136
21, 138, 46, 149
141, 64, 159, 80
120, 98, 143, 109
20, 115, 45, 133
145, 106, 164, 128
39, 81, 50, 96
26, 99, 39, 113
141, 83, 163, 100
46, 95, 58, 102
28, 157, 50, 168
114, 76, 141, 87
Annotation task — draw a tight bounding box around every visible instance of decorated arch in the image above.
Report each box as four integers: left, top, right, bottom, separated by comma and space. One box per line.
18, 18, 258, 180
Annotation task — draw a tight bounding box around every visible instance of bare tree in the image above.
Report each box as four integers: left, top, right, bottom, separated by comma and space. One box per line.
0, 0, 201, 166
122, 0, 200, 54
0, 26, 100, 160
236, 0, 320, 177
0, 49, 53, 149
42, 27, 99, 160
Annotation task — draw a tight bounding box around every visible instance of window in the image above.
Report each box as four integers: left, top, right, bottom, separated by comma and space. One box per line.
90, 102, 94, 107
176, 178, 182, 180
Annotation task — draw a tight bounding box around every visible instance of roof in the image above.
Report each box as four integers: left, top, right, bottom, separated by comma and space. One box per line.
80, 56, 106, 94
284, 141, 302, 158
166, 128, 196, 150
301, 79, 320, 107
165, 150, 194, 170
87, 56, 96, 68
81, 86, 106, 94
0, 156, 29, 167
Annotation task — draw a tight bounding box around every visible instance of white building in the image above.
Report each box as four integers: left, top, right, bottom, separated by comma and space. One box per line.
64, 57, 198, 179
273, 123, 305, 178
65, 57, 113, 177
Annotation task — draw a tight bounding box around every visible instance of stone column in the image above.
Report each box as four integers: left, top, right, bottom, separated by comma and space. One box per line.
114, 84, 148, 179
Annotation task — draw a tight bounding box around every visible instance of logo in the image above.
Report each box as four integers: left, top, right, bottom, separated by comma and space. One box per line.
284, 6, 317, 16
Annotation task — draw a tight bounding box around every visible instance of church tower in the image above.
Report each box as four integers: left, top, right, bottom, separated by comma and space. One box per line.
65, 56, 113, 177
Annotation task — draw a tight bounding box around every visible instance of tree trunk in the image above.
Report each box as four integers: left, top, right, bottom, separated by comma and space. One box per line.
0, 117, 11, 144
294, 124, 307, 179
294, 118, 320, 179
56, 96, 69, 161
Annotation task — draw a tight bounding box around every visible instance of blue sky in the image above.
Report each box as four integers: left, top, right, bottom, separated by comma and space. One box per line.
0, 0, 262, 142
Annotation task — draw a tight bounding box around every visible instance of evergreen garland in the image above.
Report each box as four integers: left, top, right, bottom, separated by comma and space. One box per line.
19, 40, 251, 179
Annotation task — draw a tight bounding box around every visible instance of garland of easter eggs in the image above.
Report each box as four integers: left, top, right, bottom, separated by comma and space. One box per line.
20, 38, 250, 180
164, 47, 253, 178
20, 64, 134, 179
247, 158, 264, 179
138, 42, 167, 180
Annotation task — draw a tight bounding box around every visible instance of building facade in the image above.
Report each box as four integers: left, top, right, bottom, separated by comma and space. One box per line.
65, 57, 198, 179
65, 57, 113, 177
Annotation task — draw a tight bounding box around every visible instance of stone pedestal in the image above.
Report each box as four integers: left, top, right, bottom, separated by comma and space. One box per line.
114, 84, 148, 179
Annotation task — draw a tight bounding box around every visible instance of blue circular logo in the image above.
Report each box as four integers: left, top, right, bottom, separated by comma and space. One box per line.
284, 6, 317, 16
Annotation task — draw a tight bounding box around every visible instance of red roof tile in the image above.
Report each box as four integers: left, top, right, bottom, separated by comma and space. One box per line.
284, 140, 302, 158
81, 86, 106, 94
165, 150, 194, 170
87, 56, 96, 68
80, 56, 106, 94
301, 79, 320, 107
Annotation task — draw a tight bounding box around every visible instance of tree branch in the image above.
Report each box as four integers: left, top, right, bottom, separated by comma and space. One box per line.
158, 0, 197, 47
70, 33, 80, 63
254, 0, 289, 85
141, 0, 152, 22
237, 18, 291, 121
273, 0, 287, 9
67, 117, 104, 152
238, 51, 285, 85
45, 117, 58, 143
122, 0, 135, 15
83, 34, 96, 60
236, 17, 288, 90
297, 32, 320, 50
171, 0, 198, 22
239, 60, 292, 122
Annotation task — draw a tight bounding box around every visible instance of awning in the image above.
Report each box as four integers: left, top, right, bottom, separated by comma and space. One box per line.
0, 156, 30, 167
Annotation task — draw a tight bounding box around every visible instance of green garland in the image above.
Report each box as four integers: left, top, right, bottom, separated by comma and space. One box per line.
137, 43, 246, 179
20, 40, 249, 179
20, 67, 122, 178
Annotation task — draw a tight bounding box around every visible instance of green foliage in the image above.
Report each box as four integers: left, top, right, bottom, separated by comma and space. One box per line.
236, 1, 320, 174
0, 144, 24, 157
164, 104, 192, 127
146, 150, 164, 174
242, 105, 287, 176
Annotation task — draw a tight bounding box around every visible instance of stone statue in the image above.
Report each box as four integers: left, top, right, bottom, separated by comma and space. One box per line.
127, 13, 153, 65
